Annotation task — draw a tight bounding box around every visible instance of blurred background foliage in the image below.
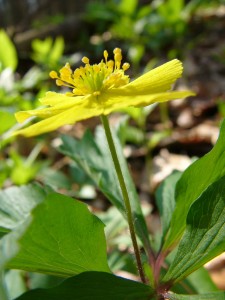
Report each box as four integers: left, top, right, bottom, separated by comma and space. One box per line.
0, 0, 225, 296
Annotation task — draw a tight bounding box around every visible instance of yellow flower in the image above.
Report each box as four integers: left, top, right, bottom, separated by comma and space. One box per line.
14, 48, 194, 137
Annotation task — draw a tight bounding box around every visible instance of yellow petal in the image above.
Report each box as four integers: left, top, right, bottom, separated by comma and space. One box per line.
13, 58, 195, 137
39, 91, 83, 106
15, 111, 36, 123
13, 96, 103, 137
118, 59, 183, 94
102, 90, 195, 115
15, 96, 84, 123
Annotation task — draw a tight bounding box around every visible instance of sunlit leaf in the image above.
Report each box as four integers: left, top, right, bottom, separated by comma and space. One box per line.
0, 30, 18, 71
119, 0, 137, 15
7, 193, 110, 277
0, 111, 16, 134
49, 36, 64, 64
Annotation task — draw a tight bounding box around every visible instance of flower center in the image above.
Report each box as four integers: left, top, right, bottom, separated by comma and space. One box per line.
49, 48, 130, 97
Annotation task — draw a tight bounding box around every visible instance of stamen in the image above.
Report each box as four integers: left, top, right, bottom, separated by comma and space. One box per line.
56, 79, 64, 86
113, 48, 121, 55
60, 63, 72, 75
122, 63, 130, 71
49, 71, 58, 79
49, 48, 130, 97
82, 56, 90, 64
114, 48, 122, 69
104, 50, 108, 62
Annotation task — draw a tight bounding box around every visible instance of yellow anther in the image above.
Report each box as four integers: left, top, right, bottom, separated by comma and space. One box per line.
49, 71, 58, 79
122, 63, 130, 71
113, 48, 121, 55
61, 63, 72, 72
104, 50, 108, 61
82, 56, 90, 64
56, 79, 64, 86
60, 64, 72, 77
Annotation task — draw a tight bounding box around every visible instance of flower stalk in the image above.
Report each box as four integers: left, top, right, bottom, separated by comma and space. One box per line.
101, 114, 146, 284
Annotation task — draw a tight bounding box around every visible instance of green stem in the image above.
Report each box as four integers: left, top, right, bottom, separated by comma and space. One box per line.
101, 115, 146, 284
159, 102, 170, 128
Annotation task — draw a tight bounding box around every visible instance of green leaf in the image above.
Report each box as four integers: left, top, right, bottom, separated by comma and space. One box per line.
128, 44, 145, 66
0, 227, 10, 239
156, 170, 181, 239
147, 129, 171, 150
31, 37, 64, 68
164, 119, 225, 250
14, 271, 154, 300
0, 111, 16, 134
31, 38, 52, 63
120, 105, 157, 128
163, 175, 225, 283
120, 123, 145, 145
119, 0, 137, 15
0, 30, 18, 71
171, 267, 218, 295
0, 183, 47, 231
49, 36, 64, 64
185, 267, 218, 294
166, 291, 225, 299
0, 220, 29, 271
28, 272, 63, 290
165, 247, 218, 294
157, 0, 184, 21
10, 164, 40, 186
7, 193, 110, 277
59, 128, 150, 253
120, 107, 144, 125
38, 168, 72, 190
60, 130, 123, 210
